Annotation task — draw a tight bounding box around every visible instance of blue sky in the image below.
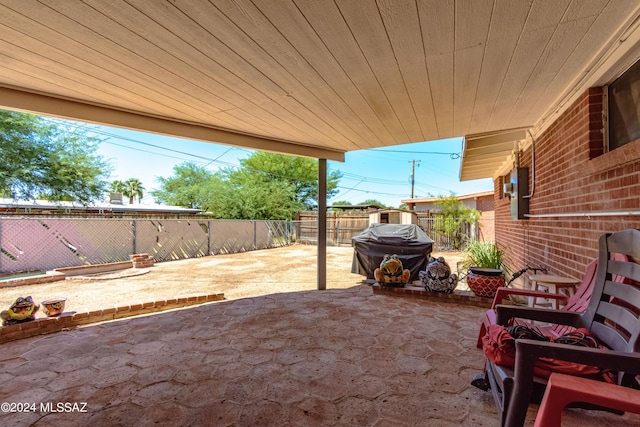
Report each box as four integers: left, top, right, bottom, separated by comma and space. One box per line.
88, 124, 492, 208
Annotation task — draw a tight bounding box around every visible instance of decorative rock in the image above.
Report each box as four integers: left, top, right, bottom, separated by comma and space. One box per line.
420, 256, 458, 293
1, 296, 39, 326
374, 254, 411, 286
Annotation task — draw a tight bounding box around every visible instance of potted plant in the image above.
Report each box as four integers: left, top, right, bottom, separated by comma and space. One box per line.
463, 240, 510, 298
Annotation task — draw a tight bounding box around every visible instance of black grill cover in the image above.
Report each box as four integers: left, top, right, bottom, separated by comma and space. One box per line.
351, 224, 433, 282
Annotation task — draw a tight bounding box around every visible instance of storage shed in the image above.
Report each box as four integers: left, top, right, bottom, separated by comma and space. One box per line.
369, 209, 417, 226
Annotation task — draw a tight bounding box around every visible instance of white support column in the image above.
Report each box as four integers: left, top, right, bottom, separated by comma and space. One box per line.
318, 159, 327, 290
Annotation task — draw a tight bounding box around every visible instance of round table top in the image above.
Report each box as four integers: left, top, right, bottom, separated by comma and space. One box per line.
527, 273, 581, 285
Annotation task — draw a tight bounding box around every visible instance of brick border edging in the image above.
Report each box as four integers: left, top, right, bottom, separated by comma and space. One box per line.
53, 261, 133, 277
372, 284, 493, 308
0, 293, 225, 344
0, 271, 65, 289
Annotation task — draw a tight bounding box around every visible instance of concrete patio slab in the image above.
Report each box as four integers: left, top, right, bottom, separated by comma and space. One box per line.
1, 285, 637, 426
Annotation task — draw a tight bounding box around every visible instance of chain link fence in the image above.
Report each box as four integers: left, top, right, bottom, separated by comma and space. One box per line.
1, 215, 495, 274
0, 217, 292, 274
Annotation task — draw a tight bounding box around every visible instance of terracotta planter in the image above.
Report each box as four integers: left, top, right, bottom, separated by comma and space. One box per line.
466, 271, 505, 298
42, 298, 66, 317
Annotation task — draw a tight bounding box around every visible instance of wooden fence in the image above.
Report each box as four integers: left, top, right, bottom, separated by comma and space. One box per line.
295, 212, 370, 246
294, 211, 494, 250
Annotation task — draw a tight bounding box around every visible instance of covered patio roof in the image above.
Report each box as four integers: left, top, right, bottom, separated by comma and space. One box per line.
1, 1, 639, 178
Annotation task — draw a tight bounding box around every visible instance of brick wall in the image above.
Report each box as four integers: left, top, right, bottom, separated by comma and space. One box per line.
495, 87, 640, 283
130, 253, 155, 268
475, 195, 495, 212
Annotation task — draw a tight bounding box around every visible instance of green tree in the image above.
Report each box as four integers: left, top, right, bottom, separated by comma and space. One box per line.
433, 195, 480, 250
152, 162, 212, 208
238, 152, 341, 210
0, 110, 110, 203
153, 153, 343, 219
358, 199, 387, 208
122, 178, 144, 204
109, 180, 126, 193
202, 172, 303, 220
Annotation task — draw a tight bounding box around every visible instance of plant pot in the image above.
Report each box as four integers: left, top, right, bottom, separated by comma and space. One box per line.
469, 267, 503, 276
466, 271, 505, 298
42, 298, 66, 317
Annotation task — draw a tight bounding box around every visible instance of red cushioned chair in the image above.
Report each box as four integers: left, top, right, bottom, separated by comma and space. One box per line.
476, 253, 629, 348
476, 229, 640, 427
534, 371, 640, 427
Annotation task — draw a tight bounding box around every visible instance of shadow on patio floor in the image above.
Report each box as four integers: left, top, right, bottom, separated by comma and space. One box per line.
1, 285, 637, 426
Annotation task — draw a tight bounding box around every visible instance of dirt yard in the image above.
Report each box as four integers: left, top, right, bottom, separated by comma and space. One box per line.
0, 245, 464, 314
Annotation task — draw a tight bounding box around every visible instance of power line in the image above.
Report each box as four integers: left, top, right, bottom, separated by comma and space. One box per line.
92, 127, 443, 190
370, 148, 460, 159
43, 118, 458, 200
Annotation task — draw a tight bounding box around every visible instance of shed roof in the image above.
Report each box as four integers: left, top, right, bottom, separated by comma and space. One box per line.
0, 198, 202, 214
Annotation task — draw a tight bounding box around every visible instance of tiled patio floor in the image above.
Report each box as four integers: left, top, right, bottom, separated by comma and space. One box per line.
0, 285, 637, 426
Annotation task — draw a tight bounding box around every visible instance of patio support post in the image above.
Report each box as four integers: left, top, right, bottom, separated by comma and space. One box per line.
318, 158, 327, 290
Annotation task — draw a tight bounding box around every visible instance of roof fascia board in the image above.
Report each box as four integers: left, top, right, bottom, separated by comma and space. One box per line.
465, 128, 529, 145
459, 127, 529, 181
464, 140, 516, 156
0, 86, 346, 162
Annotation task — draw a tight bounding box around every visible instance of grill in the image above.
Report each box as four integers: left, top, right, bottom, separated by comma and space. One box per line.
351, 224, 433, 283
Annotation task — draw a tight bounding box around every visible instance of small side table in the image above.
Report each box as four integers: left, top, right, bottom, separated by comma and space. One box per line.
527, 274, 581, 310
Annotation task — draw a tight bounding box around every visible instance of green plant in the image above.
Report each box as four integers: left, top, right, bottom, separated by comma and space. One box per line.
432, 195, 481, 250
463, 240, 510, 274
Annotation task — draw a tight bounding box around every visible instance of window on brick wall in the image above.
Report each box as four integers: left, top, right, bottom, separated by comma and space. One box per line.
607, 58, 640, 151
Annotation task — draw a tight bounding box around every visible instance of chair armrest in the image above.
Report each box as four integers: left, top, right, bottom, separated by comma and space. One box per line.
505, 339, 640, 427
495, 304, 583, 326
515, 339, 640, 374
491, 287, 569, 309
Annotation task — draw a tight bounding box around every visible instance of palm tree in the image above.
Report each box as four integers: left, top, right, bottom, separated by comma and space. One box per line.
109, 180, 126, 193
123, 178, 144, 204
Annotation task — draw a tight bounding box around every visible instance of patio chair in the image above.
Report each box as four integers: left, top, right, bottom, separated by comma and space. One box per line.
479, 229, 640, 427
533, 371, 640, 427
476, 252, 629, 348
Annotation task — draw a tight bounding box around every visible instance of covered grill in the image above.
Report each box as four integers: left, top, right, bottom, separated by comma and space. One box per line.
351, 224, 433, 283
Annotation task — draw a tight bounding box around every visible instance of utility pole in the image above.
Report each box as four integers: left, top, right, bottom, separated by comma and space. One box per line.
409, 160, 421, 198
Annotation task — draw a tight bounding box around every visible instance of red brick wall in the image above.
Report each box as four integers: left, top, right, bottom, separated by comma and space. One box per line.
495, 87, 640, 283
476, 195, 495, 212
479, 210, 495, 242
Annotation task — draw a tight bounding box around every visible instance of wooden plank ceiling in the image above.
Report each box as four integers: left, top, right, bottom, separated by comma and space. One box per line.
0, 0, 639, 178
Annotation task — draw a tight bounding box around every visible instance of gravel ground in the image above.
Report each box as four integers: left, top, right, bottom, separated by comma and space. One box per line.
0, 245, 464, 315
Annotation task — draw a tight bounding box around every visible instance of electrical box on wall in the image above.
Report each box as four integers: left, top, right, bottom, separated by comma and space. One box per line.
509, 167, 529, 220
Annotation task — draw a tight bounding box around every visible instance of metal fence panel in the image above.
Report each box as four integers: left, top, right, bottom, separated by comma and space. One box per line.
209, 220, 257, 254
135, 219, 209, 262
0, 218, 133, 272
209, 220, 290, 254
260, 221, 291, 249
0, 217, 291, 273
